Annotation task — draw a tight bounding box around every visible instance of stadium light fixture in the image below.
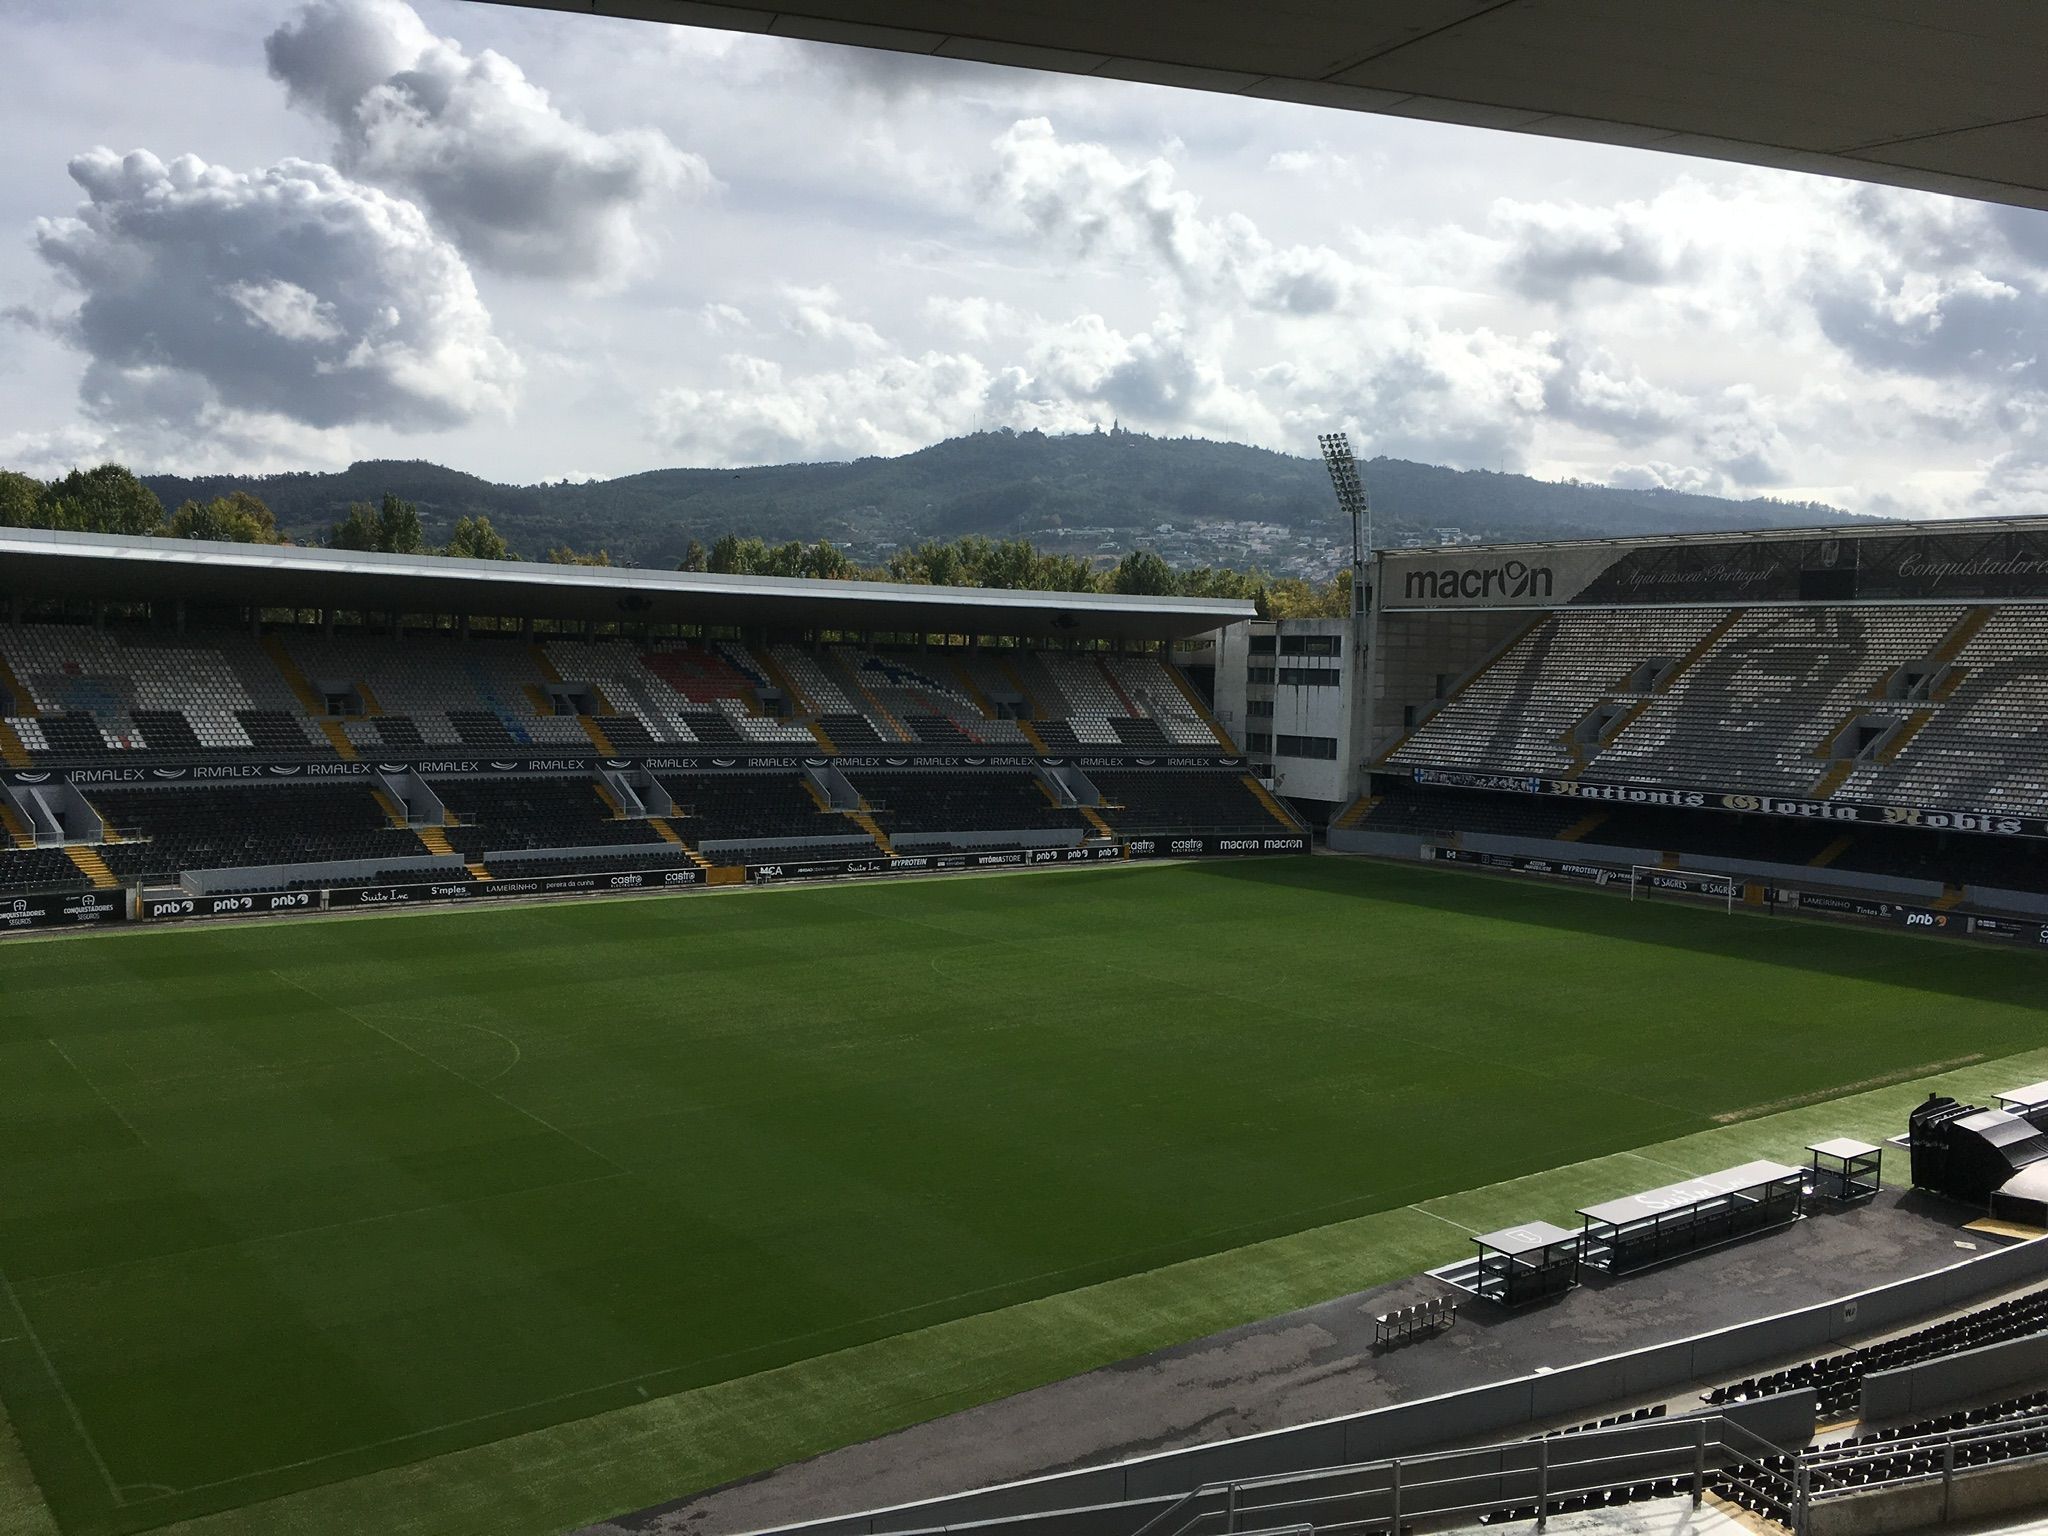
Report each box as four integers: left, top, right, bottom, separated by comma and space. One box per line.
1318, 431, 1371, 572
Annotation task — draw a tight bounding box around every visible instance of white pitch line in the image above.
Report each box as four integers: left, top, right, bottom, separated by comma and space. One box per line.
1410, 1203, 1478, 1234
459, 1021, 524, 1085
46, 1037, 151, 1150
0, 1265, 125, 1505
268, 970, 628, 1177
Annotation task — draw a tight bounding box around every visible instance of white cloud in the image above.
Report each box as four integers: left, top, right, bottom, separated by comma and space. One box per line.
8, 2, 2048, 520
31, 147, 521, 445
923, 295, 1021, 343
780, 285, 888, 352
700, 301, 753, 334
651, 350, 1000, 465
1543, 343, 1684, 445
1690, 386, 1793, 488
1491, 193, 1695, 303
225, 278, 345, 343
1266, 145, 1360, 182
266, 0, 709, 283
987, 118, 1370, 316
1608, 461, 1720, 494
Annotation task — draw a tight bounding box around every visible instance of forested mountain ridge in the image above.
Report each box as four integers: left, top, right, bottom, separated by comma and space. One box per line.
140, 428, 1871, 572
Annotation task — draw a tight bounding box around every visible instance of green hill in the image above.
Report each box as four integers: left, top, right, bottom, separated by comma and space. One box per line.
141, 429, 1871, 570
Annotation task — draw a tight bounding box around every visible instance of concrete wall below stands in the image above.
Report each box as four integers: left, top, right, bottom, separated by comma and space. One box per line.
187, 854, 461, 893
1461, 834, 1948, 902
1327, 827, 1426, 856
1320, 825, 1951, 908
1809, 1456, 2048, 1536
479, 840, 678, 865
892, 830, 1080, 851
1967, 886, 2048, 919
1861, 1331, 2048, 1422
699, 834, 875, 856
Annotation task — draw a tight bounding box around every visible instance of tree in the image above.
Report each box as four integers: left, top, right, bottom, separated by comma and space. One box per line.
678, 539, 708, 573
328, 493, 426, 554
0, 471, 42, 529
802, 540, 854, 581
546, 545, 612, 566
446, 514, 515, 560
167, 491, 285, 544
707, 532, 747, 573
1110, 548, 1176, 596
41, 464, 164, 536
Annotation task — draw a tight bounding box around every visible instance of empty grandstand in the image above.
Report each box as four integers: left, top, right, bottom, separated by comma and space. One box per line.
0, 527, 1300, 918
1335, 519, 2048, 935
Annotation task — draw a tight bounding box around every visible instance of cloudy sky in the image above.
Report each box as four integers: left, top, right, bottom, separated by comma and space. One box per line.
3, 0, 2045, 520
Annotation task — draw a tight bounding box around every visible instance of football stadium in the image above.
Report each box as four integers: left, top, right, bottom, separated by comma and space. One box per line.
6, 506, 2048, 1536
11, 4, 2048, 1536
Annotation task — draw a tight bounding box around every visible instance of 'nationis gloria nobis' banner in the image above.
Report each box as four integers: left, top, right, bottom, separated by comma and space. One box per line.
1411, 766, 2048, 842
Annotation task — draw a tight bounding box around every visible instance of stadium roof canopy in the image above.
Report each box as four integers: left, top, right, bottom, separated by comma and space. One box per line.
0, 529, 1252, 641
484, 0, 2048, 211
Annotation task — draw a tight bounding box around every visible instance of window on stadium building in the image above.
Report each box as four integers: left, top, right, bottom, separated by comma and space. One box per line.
1245, 730, 1273, 753
1249, 634, 1278, 654
1279, 634, 1340, 657
1277, 667, 1339, 687
1246, 699, 1274, 717
1248, 666, 1276, 685
1276, 734, 1338, 760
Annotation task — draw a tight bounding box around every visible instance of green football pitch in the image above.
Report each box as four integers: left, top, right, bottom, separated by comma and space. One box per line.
3, 856, 2047, 1536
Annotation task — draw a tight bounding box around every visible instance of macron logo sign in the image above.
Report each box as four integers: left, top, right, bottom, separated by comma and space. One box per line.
1403, 558, 1554, 605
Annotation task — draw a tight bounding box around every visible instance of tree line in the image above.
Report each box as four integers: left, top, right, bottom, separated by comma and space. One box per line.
0, 461, 1348, 617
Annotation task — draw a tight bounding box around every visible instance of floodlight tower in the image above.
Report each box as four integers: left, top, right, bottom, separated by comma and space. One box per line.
1319, 429, 1374, 810
1318, 430, 1370, 581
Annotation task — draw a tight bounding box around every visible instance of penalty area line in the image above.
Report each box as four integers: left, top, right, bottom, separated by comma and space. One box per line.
0, 1265, 126, 1506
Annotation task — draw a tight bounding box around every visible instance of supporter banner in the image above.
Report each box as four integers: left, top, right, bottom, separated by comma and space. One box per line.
8, 751, 1242, 788
1381, 526, 2048, 610
143, 890, 319, 922
1123, 833, 1310, 859
0, 890, 128, 930
1409, 765, 2048, 842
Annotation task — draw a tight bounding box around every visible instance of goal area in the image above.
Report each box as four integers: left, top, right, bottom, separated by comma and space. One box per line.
1629, 865, 1738, 913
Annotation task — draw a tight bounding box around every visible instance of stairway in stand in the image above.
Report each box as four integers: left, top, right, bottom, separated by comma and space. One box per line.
0, 803, 34, 849
1096, 659, 1141, 717
1242, 776, 1300, 831
64, 845, 119, 890
1332, 794, 1380, 830
847, 807, 893, 855
262, 634, 327, 715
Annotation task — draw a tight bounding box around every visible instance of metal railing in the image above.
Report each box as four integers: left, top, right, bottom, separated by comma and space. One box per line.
1802, 1404, 2048, 1517
1129, 1416, 1797, 1536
